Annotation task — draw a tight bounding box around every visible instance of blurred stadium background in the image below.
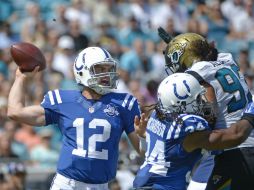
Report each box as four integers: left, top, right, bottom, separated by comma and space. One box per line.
0, 0, 254, 189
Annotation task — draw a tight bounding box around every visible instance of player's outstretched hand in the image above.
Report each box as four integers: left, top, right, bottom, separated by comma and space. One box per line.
15, 66, 40, 79
134, 113, 148, 138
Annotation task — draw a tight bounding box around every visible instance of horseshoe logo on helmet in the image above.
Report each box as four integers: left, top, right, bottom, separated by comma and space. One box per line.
173, 80, 190, 100
75, 53, 85, 71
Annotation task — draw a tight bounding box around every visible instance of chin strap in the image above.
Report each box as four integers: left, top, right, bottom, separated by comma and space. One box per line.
139, 136, 147, 152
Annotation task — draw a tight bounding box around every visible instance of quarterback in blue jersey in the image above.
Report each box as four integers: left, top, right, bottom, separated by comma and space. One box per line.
8, 47, 143, 190
133, 73, 254, 190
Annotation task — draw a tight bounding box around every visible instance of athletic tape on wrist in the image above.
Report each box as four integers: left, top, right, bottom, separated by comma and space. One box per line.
139, 136, 147, 151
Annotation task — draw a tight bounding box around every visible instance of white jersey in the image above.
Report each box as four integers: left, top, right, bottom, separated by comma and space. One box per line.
187, 53, 254, 148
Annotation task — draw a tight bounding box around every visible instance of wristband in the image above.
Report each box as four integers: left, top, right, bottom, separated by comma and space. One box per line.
241, 113, 254, 128
139, 136, 147, 152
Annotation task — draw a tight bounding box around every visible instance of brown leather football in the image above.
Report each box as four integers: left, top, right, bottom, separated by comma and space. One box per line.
10, 42, 46, 72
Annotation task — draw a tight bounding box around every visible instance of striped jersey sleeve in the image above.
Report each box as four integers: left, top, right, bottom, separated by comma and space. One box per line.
166, 114, 210, 140
120, 94, 141, 134
180, 114, 210, 138
41, 89, 63, 125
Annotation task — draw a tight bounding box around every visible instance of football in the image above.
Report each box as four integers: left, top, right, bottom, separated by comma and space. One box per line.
10, 42, 46, 72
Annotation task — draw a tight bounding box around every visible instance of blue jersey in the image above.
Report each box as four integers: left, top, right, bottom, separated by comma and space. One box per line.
41, 89, 140, 184
133, 111, 211, 190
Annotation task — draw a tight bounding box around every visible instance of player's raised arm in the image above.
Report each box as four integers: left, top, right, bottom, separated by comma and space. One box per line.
7, 68, 46, 126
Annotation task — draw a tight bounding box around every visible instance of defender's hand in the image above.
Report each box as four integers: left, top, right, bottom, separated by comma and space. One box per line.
134, 113, 148, 138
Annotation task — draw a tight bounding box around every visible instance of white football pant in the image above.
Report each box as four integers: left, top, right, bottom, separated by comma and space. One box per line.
50, 173, 109, 190
187, 180, 207, 190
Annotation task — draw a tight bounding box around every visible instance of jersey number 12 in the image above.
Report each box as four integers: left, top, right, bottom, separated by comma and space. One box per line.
72, 118, 111, 160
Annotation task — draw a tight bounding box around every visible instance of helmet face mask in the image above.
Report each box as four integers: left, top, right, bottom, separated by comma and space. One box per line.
164, 42, 187, 74
192, 93, 215, 120
88, 61, 118, 88
73, 47, 119, 95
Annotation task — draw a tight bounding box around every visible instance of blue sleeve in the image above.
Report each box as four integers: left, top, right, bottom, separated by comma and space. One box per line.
244, 102, 254, 115
121, 97, 141, 134
181, 114, 210, 134
40, 91, 60, 125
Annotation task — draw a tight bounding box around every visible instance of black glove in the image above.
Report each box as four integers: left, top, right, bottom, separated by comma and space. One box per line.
157, 27, 172, 44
